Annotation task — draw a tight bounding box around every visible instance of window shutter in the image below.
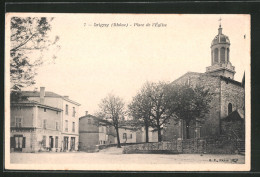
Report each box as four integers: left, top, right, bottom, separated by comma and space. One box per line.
10, 137, 15, 148
22, 137, 26, 148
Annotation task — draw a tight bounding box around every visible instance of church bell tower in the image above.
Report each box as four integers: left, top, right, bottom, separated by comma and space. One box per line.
206, 20, 236, 79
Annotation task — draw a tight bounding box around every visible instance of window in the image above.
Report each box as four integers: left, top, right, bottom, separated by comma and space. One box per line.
228, 103, 232, 115
65, 104, 68, 115
72, 122, 75, 132
43, 119, 47, 129
56, 122, 59, 131
44, 108, 47, 112
15, 117, 22, 127
88, 119, 91, 124
55, 136, 58, 148
65, 120, 68, 132
72, 107, 76, 117
220, 47, 225, 63
123, 133, 127, 139
129, 134, 132, 139
214, 48, 219, 63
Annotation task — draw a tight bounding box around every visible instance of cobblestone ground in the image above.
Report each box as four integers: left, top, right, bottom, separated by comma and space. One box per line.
10, 147, 245, 164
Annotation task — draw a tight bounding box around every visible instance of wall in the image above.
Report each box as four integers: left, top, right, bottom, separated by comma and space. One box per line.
79, 116, 99, 151
116, 128, 137, 144
37, 106, 61, 130
123, 138, 238, 154
166, 73, 222, 139
62, 100, 79, 136
220, 80, 244, 118
11, 106, 34, 127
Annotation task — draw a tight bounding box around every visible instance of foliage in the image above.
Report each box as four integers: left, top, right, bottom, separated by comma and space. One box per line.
10, 17, 60, 92
173, 84, 212, 125
128, 81, 212, 141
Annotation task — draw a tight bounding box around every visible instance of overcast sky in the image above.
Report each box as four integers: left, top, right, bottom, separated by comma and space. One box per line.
14, 14, 250, 117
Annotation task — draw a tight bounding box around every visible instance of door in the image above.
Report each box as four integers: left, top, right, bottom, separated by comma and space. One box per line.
49, 136, 54, 148
71, 137, 75, 151
14, 135, 24, 152
64, 137, 69, 151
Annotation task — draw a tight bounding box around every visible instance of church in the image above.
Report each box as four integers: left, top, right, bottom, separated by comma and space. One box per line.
163, 23, 245, 142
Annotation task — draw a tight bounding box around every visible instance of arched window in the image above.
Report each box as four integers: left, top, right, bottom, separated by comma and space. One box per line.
228, 103, 232, 115
227, 48, 230, 62
214, 48, 219, 63
220, 47, 225, 63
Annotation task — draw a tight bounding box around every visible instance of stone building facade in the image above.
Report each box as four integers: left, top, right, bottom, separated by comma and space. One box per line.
13, 87, 81, 152
10, 101, 62, 152
163, 24, 245, 141
79, 113, 116, 151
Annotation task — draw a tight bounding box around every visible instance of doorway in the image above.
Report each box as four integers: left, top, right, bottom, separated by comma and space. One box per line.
64, 137, 69, 151
14, 135, 24, 152
71, 137, 75, 151
49, 136, 54, 149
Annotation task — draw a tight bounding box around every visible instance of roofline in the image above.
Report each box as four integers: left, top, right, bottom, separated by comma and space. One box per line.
171, 72, 202, 84
63, 97, 81, 106
79, 115, 112, 125
20, 91, 81, 106
11, 102, 63, 112
219, 76, 243, 87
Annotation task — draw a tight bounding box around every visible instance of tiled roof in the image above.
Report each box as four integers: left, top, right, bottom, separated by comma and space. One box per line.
79, 114, 112, 125
222, 110, 244, 122
21, 91, 81, 106
21, 91, 62, 98
11, 100, 63, 111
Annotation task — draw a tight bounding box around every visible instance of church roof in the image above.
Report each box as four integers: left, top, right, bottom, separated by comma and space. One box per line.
171, 72, 202, 84
171, 71, 243, 88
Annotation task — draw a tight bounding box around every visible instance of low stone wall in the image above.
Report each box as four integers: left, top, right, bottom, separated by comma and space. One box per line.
123, 138, 238, 154
123, 141, 182, 154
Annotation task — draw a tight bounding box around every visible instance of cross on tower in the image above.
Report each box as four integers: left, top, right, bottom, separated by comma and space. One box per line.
219, 17, 222, 27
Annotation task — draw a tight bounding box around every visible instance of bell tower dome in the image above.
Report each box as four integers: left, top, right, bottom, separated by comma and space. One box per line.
206, 21, 236, 79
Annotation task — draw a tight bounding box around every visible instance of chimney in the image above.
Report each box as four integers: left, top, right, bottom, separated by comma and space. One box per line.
40, 87, 45, 104
85, 111, 88, 116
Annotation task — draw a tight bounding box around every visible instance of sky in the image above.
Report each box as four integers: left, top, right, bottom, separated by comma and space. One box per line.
11, 14, 250, 117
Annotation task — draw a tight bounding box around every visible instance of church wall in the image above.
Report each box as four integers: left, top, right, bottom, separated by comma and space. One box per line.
165, 73, 222, 140
196, 75, 221, 137
220, 80, 244, 119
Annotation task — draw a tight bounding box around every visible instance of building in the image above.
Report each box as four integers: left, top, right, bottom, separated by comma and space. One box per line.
10, 100, 62, 152
15, 87, 81, 152
79, 113, 116, 151
163, 23, 245, 141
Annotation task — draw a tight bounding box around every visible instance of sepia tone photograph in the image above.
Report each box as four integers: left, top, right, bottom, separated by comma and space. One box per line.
4, 13, 250, 171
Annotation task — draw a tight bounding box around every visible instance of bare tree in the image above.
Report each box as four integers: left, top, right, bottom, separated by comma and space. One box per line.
146, 82, 179, 142
97, 94, 125, 148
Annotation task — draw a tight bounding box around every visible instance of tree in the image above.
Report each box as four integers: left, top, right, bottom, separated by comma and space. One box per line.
97, 94, 125, 148
146, 82, 177, 142
10, 17, 60, 92
128, 82, 153, 143
173, 84, 212, 139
